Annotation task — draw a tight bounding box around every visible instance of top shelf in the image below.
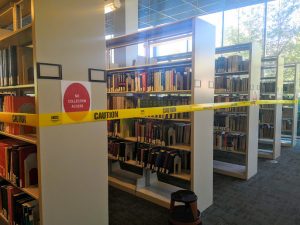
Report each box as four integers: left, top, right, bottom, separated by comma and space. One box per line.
107, 60, 192, 72
106, 18, 194, 49
216, 43, 252, 54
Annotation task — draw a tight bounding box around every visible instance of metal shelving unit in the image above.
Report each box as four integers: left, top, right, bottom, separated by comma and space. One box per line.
258, 56, 283, 159
106, 17, 215, 211
281, 64, 299, 147
213, 43, 261, 180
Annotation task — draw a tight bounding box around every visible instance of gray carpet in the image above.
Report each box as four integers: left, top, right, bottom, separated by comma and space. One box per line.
109, 143, 300, 225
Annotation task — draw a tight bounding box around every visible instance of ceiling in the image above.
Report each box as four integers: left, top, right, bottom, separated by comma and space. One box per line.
138, 0, 270, 28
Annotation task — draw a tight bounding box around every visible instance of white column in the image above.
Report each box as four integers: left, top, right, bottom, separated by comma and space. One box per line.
33, 0, 108, 225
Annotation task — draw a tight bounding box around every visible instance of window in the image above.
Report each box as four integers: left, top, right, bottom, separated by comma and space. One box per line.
199, 12, 223, 47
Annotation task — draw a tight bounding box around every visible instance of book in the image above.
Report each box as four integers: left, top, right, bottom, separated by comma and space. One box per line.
1, 96, 35, 135
107, 66, 192, 92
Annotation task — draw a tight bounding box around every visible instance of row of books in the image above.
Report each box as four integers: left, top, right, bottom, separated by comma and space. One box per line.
214, 95, 249, 102
215, 77, 249, 93
282, 108, 293, 118
213, 131, 247, 152
282, 120, 292, 131
0, 95, 35, 135
108, 120, 191, 147
108, 96, 191, 119
283, 83, 294, 93
215, 55, 249, 73
259, 110, 274, 124
0, 46, 18, 87
259, 124, 274, 139
108, 140, 190, 174
107, 67, 191, 92
0, 46, 34, 87
214, 114, 247, 132
0, 181, 39, 225
260, 81, 276, 93
0, 139, 38, 188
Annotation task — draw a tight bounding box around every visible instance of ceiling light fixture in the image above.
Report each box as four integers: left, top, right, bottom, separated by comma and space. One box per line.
104, 0, 121, 14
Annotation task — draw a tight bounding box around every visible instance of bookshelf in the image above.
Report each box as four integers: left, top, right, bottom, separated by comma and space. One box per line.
1, 1, 108, 225
0, 1, 38, 224
106, 18, 215, 211
213, 43, 261, 180
281, 64, 299, 147
258, 56, 283, 159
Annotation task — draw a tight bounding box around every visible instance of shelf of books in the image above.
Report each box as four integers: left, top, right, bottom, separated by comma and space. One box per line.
0, 1, 39, 225
258, 56, 283, 159
106, 18, 215, 211
281, 64, 299, 147
1, 1, 109, 225
214, 43, 261, 180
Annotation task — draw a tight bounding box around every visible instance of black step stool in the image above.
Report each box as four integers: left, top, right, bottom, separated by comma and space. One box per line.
169, 190, 202, 225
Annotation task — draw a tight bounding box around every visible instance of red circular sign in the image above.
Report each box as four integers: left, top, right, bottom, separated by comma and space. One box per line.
63, 83, 90, 120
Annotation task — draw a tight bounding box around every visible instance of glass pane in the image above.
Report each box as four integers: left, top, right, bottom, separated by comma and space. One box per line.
199, 12, 223, 47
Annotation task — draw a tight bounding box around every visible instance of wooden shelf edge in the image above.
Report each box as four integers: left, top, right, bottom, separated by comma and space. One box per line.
0, 131, 37, 144
107, 90, 192, 95
167, 172, 191, 181
108, 176, 136, 195
0, 84, 35, 90
0, 24, 32, 42
0, 176, 39, 199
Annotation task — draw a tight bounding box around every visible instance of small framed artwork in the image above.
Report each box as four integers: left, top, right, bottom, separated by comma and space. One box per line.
37, 62, 62, 80
88, 68, 106, 82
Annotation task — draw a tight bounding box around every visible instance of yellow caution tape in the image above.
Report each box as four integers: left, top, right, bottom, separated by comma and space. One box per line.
0, 112, 38, 127
0, 100, 298, 127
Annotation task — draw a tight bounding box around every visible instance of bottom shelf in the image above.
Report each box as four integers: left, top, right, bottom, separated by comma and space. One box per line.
281, 137, 293, 147
213, 160, 246, 179
258, 149, 274, 159
108, 167, 143, 195
108, 162, 183, 208
136, 180, 182, 208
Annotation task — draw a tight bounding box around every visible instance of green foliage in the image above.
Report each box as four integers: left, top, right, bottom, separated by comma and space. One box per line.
224, 0, 300, 63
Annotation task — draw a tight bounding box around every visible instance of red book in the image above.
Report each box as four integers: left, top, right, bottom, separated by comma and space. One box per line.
142, 72, 147, 92
7, 187, 21, 225
0, 142, 9, 178
18, 145, 37, 188
12, 96, 35, 135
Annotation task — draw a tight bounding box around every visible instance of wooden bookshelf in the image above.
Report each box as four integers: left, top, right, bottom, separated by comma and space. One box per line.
258, 56, 283, 160
1, 1, 109, 225
281, 64, 299, 147
106, 17, 215, 211
214, 43, 261, 180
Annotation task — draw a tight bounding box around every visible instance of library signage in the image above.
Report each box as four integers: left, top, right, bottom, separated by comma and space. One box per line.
61, 81, 91, 121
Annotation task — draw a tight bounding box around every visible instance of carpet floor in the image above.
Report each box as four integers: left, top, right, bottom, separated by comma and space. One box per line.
109, 143, 300, 225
